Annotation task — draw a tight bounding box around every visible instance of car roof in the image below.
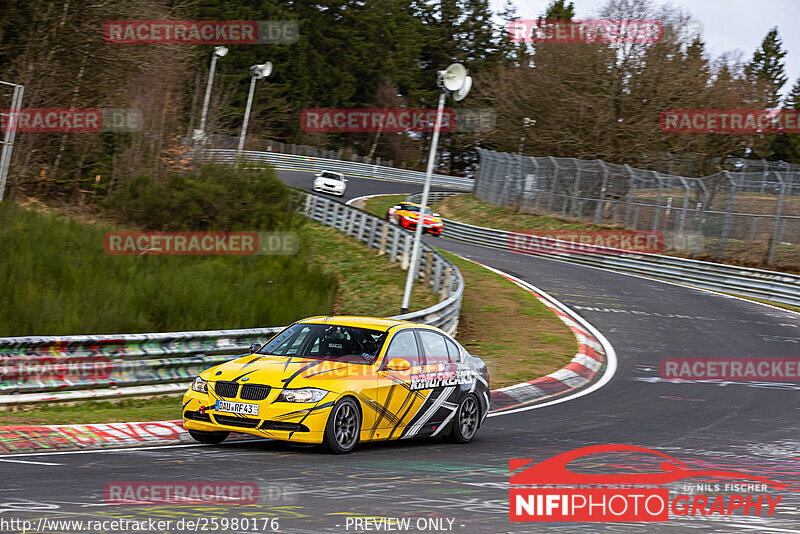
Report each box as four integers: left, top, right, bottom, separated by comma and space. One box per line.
398, 202, 432, 209
297, 315, 444, 334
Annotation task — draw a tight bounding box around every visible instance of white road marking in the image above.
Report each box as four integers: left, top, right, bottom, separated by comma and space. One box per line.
0, 458, 62, 466
0, 439, 269, 459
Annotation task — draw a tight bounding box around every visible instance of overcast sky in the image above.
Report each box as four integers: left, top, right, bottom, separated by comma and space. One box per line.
492, 0, 799, 100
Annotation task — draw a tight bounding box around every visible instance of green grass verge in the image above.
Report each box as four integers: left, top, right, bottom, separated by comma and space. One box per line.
302, 223, 438, 316
434, 194, 608, 232
363, 194, 407, 219
0, 201, 336, 336
0, 201, 437, 336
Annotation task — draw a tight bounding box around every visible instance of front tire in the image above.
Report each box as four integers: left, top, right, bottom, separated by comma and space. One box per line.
445, 394, 480, 444
322, 397, 361, 454
188, 429, 230, 444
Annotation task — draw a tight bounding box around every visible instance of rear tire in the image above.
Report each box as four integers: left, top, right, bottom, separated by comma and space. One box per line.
322, 397, 361, 454
188, 429, 230, 444
444, 394, 480, 444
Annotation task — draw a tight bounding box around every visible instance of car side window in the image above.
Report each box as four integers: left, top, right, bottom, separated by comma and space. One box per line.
418, 330, 450, 365
384, 330, 422, 367
444, 337, 461, 362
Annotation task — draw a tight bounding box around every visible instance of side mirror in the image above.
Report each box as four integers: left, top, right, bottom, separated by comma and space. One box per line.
249, 343, 261, 354
343, 178, 349, 182
392, 205, 401, 210
386, 358, 411, 371
433, 213, 440, 217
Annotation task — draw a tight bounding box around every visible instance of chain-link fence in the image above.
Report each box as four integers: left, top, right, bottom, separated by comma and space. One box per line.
474, 148, 800, 265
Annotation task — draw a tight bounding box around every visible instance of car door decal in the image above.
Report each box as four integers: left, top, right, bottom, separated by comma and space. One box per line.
402, 386, 457, 438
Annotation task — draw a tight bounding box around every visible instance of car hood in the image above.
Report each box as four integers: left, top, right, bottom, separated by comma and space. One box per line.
203, 354, 373, 389
316, 178, 343, 186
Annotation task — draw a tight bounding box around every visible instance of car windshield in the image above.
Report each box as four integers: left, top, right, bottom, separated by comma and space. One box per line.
257, 323, 386, 364
402, 204, 433, 215
321, 172, 343, 181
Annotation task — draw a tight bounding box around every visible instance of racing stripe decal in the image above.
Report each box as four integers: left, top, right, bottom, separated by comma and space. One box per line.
430, 401, 459, 437
232, 369, 258, 382
281, 361, 324, 387
403, 386, 456, 439
386, 388, 428, 440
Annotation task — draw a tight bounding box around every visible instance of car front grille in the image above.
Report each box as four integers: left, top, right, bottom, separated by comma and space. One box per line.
240, 384, 271, 401
213, 381, 239, 398
213, 414, 261, 428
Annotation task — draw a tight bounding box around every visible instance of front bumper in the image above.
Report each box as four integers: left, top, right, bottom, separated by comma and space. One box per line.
182, 387, 333, 444
401, 219, 443, 235
313, 183, 345, 195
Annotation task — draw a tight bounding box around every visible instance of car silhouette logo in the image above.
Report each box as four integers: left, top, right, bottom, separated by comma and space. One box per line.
510, 444, 786, 489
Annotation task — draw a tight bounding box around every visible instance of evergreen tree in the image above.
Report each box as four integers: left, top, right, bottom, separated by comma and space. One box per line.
543, 0, 575, 20
769, 77, 800, 163
747, 27, 788, 107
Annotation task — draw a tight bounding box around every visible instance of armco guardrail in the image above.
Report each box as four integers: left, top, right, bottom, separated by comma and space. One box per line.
442, 218, 800, 307
405, 191, 459, 204
199, 149, 473, 190
0, 192, 463, 404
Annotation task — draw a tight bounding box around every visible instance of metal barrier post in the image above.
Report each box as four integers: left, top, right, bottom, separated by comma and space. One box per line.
768, 172, 786, 265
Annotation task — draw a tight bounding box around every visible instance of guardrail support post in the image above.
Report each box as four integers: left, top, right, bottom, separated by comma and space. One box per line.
423, 251, 433, 286
378, 224, 389, 255
390, 227, 401, 262
400, 235, 412, 270
357, 213, 366, 241
441, 267, 453, 299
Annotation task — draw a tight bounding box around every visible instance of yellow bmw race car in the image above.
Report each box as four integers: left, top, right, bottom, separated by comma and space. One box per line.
387, 201, 444, 235
183, 316, 490, 453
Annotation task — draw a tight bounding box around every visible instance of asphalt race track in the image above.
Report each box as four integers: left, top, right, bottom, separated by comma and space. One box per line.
1, 171, 798, 533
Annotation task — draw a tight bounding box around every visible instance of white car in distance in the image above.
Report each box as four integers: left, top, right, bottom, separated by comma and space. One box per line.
313, 171, 348, 196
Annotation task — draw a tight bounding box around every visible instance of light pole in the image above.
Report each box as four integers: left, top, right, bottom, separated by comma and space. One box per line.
0, 80, 24, 203
400, 63, 472, 313
237, 62, 273, 158
194, 46, 228, 143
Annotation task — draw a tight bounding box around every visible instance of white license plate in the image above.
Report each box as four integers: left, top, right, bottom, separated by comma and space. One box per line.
215, 400, 259, 416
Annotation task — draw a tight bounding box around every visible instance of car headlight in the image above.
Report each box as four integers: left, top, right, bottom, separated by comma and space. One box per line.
191, 376, 208, 393
277, 388, 328, 403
